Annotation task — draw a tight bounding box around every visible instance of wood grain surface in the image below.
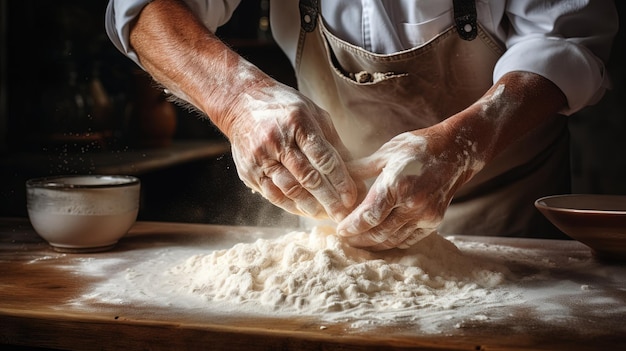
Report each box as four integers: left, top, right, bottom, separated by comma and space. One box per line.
1, 218, 625, 351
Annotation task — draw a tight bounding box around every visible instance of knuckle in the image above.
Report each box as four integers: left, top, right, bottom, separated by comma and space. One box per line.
299, 168, 323, 189
361, 210, 381, 227
296, 200, 325, 218
314, 152, 338, 175
386, 229, 409, 247
367, 230, 389, 244
257, 177, 281, 201
283, 183, 306, 199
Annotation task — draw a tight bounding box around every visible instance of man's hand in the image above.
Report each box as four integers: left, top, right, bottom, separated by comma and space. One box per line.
228, 83, 359, 221
337, 129, 473, 250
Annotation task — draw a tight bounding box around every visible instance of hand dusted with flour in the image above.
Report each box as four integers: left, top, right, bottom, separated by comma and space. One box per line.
338, 72, 567, 249
338, 131, 473, 250
228, 85, 357, 220
129, 0, 358, 220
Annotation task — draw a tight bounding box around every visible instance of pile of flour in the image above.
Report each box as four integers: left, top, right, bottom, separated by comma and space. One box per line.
168, 226, 514, 326
70, 226, 623, 334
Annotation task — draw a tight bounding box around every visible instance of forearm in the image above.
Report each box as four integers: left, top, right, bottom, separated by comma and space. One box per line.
128, 0, 273, 136
437, 71, 568, 182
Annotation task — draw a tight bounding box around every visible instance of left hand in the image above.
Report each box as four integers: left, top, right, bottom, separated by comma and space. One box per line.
336, 129, 475, 250
336, 72, 569, 251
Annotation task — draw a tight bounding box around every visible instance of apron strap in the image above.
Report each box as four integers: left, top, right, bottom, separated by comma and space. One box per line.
299, 0, 319, 32
453, 0, 478, 41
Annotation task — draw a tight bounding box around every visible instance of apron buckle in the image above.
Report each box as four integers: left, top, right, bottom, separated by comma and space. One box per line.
299, 0, 319, 33
453, 0, 478, 41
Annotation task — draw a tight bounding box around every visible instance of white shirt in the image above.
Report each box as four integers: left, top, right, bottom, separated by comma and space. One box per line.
105, 0, 618, 115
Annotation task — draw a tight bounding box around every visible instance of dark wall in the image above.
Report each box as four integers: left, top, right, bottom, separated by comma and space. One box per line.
3, 0, 230, 153
569, 1, 626, 194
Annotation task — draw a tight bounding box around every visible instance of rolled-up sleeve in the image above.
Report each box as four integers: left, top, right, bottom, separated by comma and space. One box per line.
493, 0, 618, 115
105, 0, 241, 67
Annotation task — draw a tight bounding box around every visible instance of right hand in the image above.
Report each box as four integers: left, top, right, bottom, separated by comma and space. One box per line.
226, 83, 359, 221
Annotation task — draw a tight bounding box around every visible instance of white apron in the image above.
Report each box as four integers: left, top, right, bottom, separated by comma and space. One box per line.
294, 0, 570, 238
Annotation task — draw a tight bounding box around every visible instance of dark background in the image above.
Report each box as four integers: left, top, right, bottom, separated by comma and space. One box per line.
0, 0, 298, 228
0, 0, 624, 229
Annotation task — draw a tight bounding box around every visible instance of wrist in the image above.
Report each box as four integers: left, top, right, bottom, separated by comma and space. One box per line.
429, 121, 485, 186
218, 68, 291, 139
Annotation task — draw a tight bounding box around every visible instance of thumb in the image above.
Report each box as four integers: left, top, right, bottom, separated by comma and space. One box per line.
346, 155, 384, 181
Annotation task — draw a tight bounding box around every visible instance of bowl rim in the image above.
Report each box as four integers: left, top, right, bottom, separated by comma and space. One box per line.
26, 175, 140, 189
535, 194, 626, 215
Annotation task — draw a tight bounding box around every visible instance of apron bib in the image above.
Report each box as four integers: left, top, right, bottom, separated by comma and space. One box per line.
294, 0, 570, 238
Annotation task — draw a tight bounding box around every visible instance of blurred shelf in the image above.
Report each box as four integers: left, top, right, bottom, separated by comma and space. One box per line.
0, 140, 230, 176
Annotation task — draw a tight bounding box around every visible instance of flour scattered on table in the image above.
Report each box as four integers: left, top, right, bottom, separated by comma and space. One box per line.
67, 226, 626, 334
167, 227, 515, 328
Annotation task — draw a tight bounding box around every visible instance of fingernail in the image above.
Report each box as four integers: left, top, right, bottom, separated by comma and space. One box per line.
337, 206, 352, 221
338, 229, 354, 238
332, 212, 346, 222
341, 192, 355, 208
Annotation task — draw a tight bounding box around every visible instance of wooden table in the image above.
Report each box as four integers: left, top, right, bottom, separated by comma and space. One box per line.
1, 218, 625, 350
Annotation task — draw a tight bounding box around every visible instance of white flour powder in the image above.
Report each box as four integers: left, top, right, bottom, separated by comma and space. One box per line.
167, 227, 514, 328
68, 226, 626, 334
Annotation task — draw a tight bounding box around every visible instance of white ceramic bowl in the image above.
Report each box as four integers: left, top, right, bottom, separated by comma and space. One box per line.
535, 194, 626, 261
26, 175, 140, 252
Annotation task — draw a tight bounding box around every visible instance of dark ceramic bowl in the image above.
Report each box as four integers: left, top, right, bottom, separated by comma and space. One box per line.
535, 194, 626, 261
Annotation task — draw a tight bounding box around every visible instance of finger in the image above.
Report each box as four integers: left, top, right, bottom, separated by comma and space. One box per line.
346, 156, 384, 181
231, 146, 263, 193
296, 131, 358, 210
353, 226, 432, 251
310, 111, 364, 209
367, 221, 430, 251
396, 227, 435, 249
232, 147, 316, 217
343, 209, 409, 249
369, 222, 414, 251
337, 178, 395, 237
281, 143, 352, 221
265, 162, 327, 218
256, 175, 301, 214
